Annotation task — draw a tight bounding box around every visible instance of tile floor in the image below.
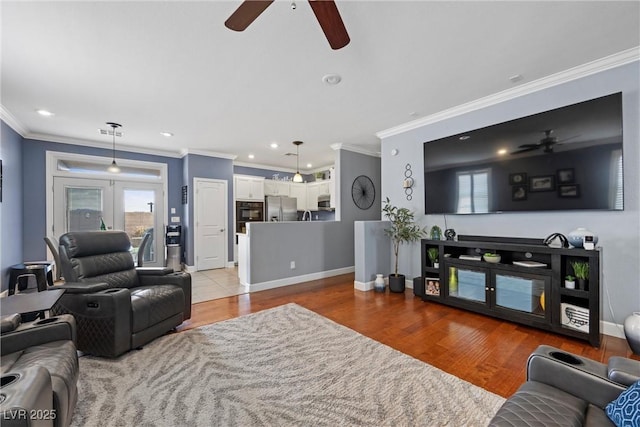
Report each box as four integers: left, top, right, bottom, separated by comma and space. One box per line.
190, 267, 247, 304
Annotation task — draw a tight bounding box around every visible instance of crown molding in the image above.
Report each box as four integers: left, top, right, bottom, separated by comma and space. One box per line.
376, 47, 640, 140
233, 161, 297, 173
0, 105, 28, 136
23, 132, 184, 158
180, 148, 237, 160
330, 143, 381, 158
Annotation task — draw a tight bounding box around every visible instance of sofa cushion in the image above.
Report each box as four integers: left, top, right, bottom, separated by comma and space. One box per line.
490, 381, 588, 427
605, 380, 640, 427
130, 285, 184, 333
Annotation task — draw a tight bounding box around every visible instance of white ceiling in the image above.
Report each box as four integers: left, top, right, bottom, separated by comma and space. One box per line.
2, 1, 639, 172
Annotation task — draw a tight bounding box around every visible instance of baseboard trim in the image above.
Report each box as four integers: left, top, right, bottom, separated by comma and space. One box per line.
354, 280, 374, 291
248, 266, 355, 292
601, 320, 626, 339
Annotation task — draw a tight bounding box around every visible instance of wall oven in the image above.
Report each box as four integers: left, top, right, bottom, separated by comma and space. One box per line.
235, 201, 264, 234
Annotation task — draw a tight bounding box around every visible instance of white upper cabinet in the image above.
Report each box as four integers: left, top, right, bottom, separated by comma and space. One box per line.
234, 175, 265, 201
264, 180, 290, 196
288, 182, 307, 211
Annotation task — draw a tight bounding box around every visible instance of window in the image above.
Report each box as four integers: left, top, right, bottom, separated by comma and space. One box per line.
610, 149, 623, 210
456, 169, 490, 213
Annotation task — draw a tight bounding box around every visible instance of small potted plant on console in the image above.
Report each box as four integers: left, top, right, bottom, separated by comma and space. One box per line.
383, 197, 426, 293
427, 248, 439, 268
570, 261, 589, 290
564, 275, 576, 289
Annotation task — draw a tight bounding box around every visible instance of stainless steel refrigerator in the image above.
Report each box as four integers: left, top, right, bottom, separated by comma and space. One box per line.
265, 196, 298, 222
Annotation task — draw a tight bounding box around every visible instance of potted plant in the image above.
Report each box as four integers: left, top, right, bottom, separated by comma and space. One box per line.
430, 225, 442, 240
427, 248, 439, 268
570, 261, 589, 290
383, 197, 427, 293
564, 275, 576, 289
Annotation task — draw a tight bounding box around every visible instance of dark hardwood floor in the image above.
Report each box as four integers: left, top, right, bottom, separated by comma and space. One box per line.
177, 273, 637, 398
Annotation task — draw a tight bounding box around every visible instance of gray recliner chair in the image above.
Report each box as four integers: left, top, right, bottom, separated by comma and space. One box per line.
51, 231, 191, 358
490, 345, 640, 426
1, 314, 79, 427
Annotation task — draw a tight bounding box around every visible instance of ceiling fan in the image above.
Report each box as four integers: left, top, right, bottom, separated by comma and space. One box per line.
511, 129, 580, 155
224, 0, 350, 50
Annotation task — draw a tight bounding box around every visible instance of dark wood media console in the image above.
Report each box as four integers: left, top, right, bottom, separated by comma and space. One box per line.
421, 236, 601, 346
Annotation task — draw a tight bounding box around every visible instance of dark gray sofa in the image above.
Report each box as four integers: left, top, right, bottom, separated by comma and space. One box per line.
51, 231, 191, 358
490, 345, 640, 426
1, 313, 79, 427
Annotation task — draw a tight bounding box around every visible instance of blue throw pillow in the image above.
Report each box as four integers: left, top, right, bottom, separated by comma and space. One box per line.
606, 380, 640, 427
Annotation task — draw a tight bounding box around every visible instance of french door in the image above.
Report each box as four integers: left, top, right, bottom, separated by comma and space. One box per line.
52, 177, 164, 267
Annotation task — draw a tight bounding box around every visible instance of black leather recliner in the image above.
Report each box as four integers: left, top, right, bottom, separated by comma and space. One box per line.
51, 231, 191, 358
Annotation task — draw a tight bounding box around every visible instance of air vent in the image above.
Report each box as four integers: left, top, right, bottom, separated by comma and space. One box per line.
284, 152, 298, 156
98, 129, 123, 137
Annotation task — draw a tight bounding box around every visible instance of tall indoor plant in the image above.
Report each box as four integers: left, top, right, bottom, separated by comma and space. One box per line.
383, 197, 426, 293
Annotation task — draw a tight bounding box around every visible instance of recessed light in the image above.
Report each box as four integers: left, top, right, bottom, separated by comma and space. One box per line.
306, 163, 312, 168
497, 148, 508, 155
36, 109, 55, 117
160, 132, 173, 137
322, 73, 342, 85
459, 135, 470, 141
248, 154, 255, 159
270, 142, 279, 149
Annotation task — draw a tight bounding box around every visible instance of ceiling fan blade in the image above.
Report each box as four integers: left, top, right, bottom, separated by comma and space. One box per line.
511, 146, 539, 155
225, 0, 274, 32
309, 0, 350, 50
518, 144, 540, 149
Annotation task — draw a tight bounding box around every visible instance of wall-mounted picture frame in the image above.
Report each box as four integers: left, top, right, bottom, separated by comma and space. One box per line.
558, 184, 580, 198
512, 185, 527, 201
530, 175, 555, 192
509, 172, 527, 185
557, 168, 575, 184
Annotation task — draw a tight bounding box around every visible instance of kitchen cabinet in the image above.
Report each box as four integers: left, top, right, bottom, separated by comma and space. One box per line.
264, 180, 290, 196
306, 183, 321, 211
288, 183, 307, 211
234, 175, 265, 201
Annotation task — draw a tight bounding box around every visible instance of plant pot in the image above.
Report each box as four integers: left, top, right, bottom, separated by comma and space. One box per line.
433, 262, 439, 269
577, 278, 588, 290
564, 280, 576, 289
388, 274, 406, 293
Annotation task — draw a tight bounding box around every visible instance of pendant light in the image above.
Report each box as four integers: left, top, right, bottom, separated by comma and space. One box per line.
292, 140, 303, 183
106, 122, 122, 173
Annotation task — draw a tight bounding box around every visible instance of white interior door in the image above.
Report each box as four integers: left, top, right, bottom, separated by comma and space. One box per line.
195, 178, 227, 270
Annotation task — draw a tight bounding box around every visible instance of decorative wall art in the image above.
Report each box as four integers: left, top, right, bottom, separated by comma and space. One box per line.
557, 168, 575, 184
512, 185, 527, 201
530, 175, 555, 192
558, 184, 580, 198
509, 172, 527, 185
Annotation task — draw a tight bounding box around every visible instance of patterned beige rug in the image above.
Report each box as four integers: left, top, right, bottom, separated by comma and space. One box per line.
71, 303, 504, 426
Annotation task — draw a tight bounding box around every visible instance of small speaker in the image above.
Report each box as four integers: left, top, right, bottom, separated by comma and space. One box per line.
413, 276, 425, 298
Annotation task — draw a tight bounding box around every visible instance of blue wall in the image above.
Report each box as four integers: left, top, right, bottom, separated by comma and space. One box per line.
0, 122, 24, 291
183, 153, 234, 266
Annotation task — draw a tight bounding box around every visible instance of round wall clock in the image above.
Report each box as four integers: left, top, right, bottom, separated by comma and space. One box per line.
351, 175, 375, 210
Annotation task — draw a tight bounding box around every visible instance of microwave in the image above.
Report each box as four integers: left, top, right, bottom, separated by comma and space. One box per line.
318, 195, 334, 211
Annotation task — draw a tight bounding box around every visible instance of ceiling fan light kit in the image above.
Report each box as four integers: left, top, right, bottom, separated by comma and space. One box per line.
225, 0, 350, 50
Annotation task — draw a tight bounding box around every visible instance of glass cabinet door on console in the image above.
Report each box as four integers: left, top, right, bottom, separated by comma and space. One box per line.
445, 264, 489, 307
491, 270, 551, 324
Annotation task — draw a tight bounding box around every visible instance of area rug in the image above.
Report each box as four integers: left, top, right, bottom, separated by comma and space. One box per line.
71, 303, 504, 426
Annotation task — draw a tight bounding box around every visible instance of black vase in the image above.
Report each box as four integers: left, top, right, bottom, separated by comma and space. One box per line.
389, 274, 406, 293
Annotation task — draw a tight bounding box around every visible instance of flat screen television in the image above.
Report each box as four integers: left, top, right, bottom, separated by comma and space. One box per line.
423, 92, 623, 214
